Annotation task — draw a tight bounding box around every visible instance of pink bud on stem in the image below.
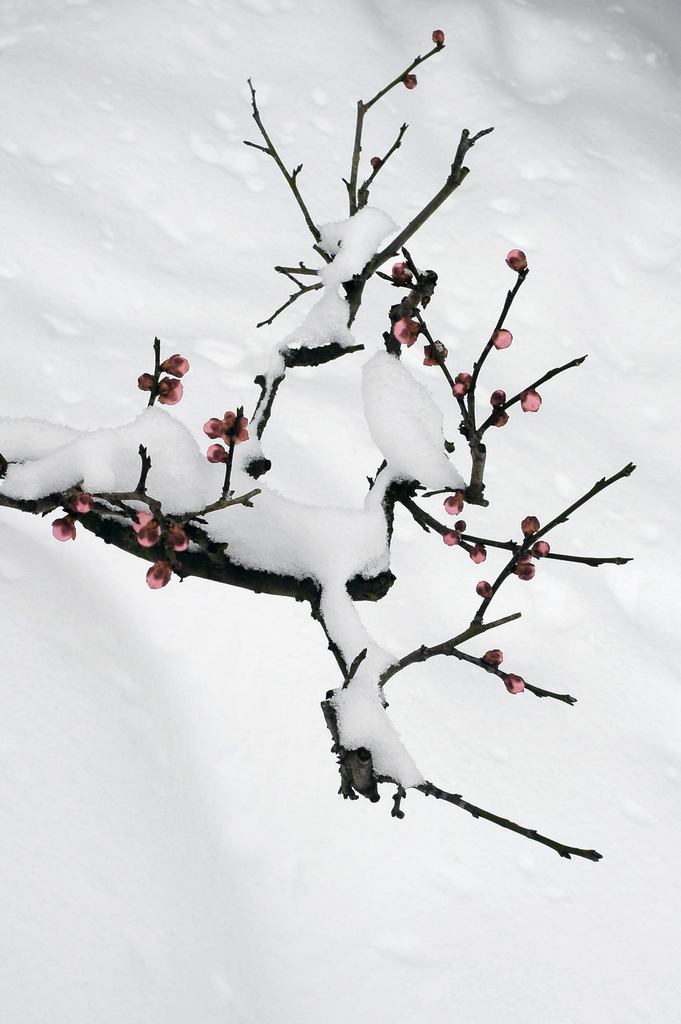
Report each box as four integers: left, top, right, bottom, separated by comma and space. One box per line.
532, 541, 550, 558
168, 524, 189, 552
452, 372, 472, 397
146, 560, 172, 590
503, 673, 525, 694
520, 388, 542, 412
483, 649, 503, 667
492, 411, 509, 427
514, 561, 536, 581
393, 317, 420, 347
443, 491, 465, 516
490, 389, 506, 407
505, 249, 527, 272
492, 330, 513, 350
391, 262, 412, 283
68, 493, 94, 515
521, 515, 540, 536
432, 29, 445, 45
470, 543, 487, 564
160, 354, 190, 378
370, 156, 382, 169
476, 581, 493, 598
443, 530, 460, 546
52, 515, 77, 542
157, 377, 183, 406
137, 373, 155, 392
423, 341, 448, 366
403, 74, 418, 89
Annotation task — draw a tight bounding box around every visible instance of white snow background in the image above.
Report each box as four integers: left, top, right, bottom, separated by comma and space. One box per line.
0, 1, 679, 1021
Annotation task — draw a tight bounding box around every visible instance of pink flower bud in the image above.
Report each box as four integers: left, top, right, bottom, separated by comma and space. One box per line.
393, 317, 420, 347
134, 512, 161, 547
505, 249, 527, 272
454, 519, 466, 532
483, 649, 503, 667
514, 561, 536, 580
503, 673, 525, 694
160, 354, 190, 378
68, 492, 93, 515
391, 262, 412, 283
443, 530, 460, 546
490, 389, 506, 407
470, 543, 487, 564
137, 372, 155, 392
403, 74, 418, 89
492, 411, 509, 427
432, 29, 445, 45
532, 541, 550, 558
476, 580, 493, 598
452, 372, 472, 398
223, 411, 249, 443
520, 388, 542, 412
444, 491, 465, 516
521, 515, 540, 536
132, 511, 155, 532
157, 377, 183, 405
203, 418, 226, 439
492, 329, 513, 350
207, 443, 228, 464
146, 559, 172, 589
370, 156, 382, 169
168, 524, 189, 552
423, 341, 448, 366
52, 515, 77, 541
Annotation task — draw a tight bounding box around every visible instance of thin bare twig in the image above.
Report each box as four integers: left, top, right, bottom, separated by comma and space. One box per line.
256, 280, 323, 328
357, 121, 409, 209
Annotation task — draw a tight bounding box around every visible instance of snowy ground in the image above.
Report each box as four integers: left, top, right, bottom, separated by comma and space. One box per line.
1, 1, 680, 1022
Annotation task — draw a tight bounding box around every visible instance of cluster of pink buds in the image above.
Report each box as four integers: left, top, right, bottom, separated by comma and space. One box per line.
403, 74, 417, 90
393, 317, 420, 347
505, 249, 527, 273
512, 516, 551, 580
52, 492, 95, 542
204, 411, 249, 463
452, 372, 471, 398
443, 518, 466, 546
490, 389, 508, 426
391, 262, 412, 283
423, 341, 448, 366
138, 353, 189, 406
131, 512, 189, 590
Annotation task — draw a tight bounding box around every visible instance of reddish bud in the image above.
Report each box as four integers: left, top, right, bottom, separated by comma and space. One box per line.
137, 372, 155, 392
492, 329, 513, 350
68, 492, 93, 515
470, 543, 487, 564
393, 317, 420, 347
157, 377, 183, 405
443, 491, 465, 516
168, 524, 189, 552
207, 443, 228, 464
403, 74, 418, 90
370, 156, 382, 169
490, 389, 506, 407
532, 541, 550, 558
505, 249, 527, 272
514, 561, 536, 581
443, 530, 460, 546
52, 515, 77, 542
520, 388, 542, 412
452, 372, 472, 398
132, 511, 155, 532
134, 512, 161, 548
483, 649, 503, 667
454, 519, 466, 533
204, 418, 225, 439
476, 580, 493, 598
391, 262, 412, 283
423, 341, 448, 366
492, 410, 509, 427
521, 515, 540, 536
224, 411, 249, 443
432, 29, 445, 45
146, 559, 172, 590
516, 550, 533, 563
160, 354, 190, 378
503, 673, 525, 694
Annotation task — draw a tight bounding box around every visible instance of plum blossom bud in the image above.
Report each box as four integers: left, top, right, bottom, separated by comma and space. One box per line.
204, 412, 249, 444
137, 372, 155, 392
490, 389, 506, 407
393, 317, 420, 347
432, 29, 445, 45
521, 515, 540, 536
516, 550, 532, 563
203, 418, 225, 439
146, 560, 172, 590
443, 530, 460, 546
514, 561, 536, 581
492, 329, 513, 350
403, 74, 418, 89
521, 388, 542, 412
444, 491, 465, 516
483, 649, 503, 667
168, 524, 189, 552
423, 341, 448, 366
160, 354, 190, 378
133, 512, 161, 548
452, 372, 472, 397
505, 249, 527, 272
492, 411, 509, 427
68, 492, 93, 515
504, 673, 525, 694
391, 262, 412, 283
532, 541, 550, 558
454, 519, 466, 532
157, 377, 183, 406
52, 515, 77, 541
470, 543, 487, 564
207, 443, 228, 464
476, 581, 493, 598
370, 156, 382, 169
